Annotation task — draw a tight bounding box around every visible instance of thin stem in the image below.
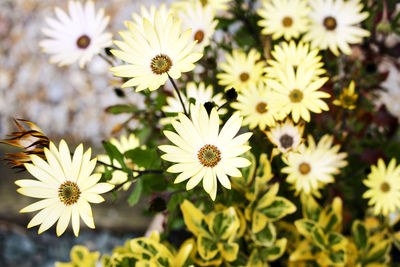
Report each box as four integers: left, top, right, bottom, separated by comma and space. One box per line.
98, 160, 163, 175
168, 75, 188, 116
98, 54, 114, 67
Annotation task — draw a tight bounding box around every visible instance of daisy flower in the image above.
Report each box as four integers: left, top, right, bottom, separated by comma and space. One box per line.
267, 65, 330, 123
257, 0, 310, 41
265, 41, 326, 80
16, 140, 114, 236
110, 11, 203, 91
161, 82, 225, 124
96, 134, 140, 191
264, 118, 304, 154
129, 4, 171, 31
217, 49, 265, 92
333, 80, 358, 110
39, 0, 112, 68
282, 135, 347, 196
231, 83, 281, 130
174, 1, 218, 52
303, 0, 370, 56
159, 105, 252, 200
363, 158, 400, 216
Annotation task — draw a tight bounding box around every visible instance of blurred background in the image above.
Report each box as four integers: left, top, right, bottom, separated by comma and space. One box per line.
0, 0, 174, 266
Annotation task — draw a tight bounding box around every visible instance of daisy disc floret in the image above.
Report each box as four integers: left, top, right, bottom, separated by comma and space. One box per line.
16, 140, 114, 236
303, 0, 369, 56
363, 158, 400, 216
39, 0, 112, 68
159, 105, 252, 200
217, 49, 265, 92
257, 0, 310, 41
268, 65, 330, 122
282, 135, 347, 196
110, 10, 203, 91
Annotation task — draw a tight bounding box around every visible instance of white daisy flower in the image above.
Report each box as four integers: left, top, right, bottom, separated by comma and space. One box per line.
16, 140, 114, 236
159, 105, 252, 200
39, 1, 112, 68
303, 0, 369, 56
265, 118, 305, 154
175, 1, 219, 52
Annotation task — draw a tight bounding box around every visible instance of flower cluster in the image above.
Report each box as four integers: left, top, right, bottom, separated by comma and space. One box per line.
3, 0, 400, 266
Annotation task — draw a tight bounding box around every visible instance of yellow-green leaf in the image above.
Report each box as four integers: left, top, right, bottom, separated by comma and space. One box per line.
197, 235, 219, 260
209, 207, 240, 240
258, 197, 297, 222
180, 200, 210, 237
352, 220, 368, 251
218, 242, 239, 262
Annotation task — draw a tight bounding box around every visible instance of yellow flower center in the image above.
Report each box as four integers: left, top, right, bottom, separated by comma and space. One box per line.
299, 162, 311, 175
279, 134, 294, 149
76, 35, 91, 49
194, 30, 205, 43
323, 16, 337, 31
256, 102, 268, 114
58, 181, 81, 206
380, 182, 391, 193
239, 72, 250, 82
200, 0, 208, 6
289, 89, 303, 103
198, 144, 221, 168
150, 54, 172, 75
282, 16, 293, 27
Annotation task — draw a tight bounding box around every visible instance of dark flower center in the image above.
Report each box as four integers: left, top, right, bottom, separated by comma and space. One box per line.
256, 102, 268, 114
289, 89, 304, 103
194, 30, 205, 43
279, 134, 294, 149
380, 182, 390, 193
239, 72, 250, 82
58, 181, 81, 206
323, 16, 337, 31
282, 16, 293, 27
150, 54, 172, 75
299, 162, 311, 175
76, 35, 91, 49
198, 144, 221, 168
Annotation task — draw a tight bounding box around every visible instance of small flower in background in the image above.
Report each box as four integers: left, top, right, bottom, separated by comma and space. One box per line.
39, 0, 112, 68
96, 134, 141, 191
161, 82, 225, 125
265, 41, 326, 81
1, 119, 49, 171
55, 245, 99, 267
129, 4, 171, 31
303, 0, 369, 56
267, 65, 330, 122
264, 118, 304, 155
257, 0, 310, 41
217, 49, 265, 92
363, 158, 400, 216
159, 104, 252, 200
110, 10, 203, 91
174, 0, 218, 52
16, 140, 114, 236
231, 82, 281, 130
333, 80, 358, 110
282, 134, 347, 197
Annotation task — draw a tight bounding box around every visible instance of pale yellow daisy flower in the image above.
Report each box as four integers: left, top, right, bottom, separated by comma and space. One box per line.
217, 49, 265, 92
159, 105, 252, 200
363, 158, 400, 216
264, 118, 304, 154
258, 0, 310, 41
110, 11, 203, 91
16, 140, 114, 236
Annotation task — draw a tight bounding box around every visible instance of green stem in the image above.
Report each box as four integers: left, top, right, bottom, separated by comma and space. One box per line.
168, 74, 188, 116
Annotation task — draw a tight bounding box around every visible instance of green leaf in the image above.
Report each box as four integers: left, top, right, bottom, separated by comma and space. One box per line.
252, 222, 276, 246
262, 238, 287, 262
128, 178, 143, 206
210, 208, 240, 240
167, 194, 184, 211
106, 104, 139, 114
197, 235, 219, 260
295, 219, 316, 239
329, 249, 345, 264
351, 220, 368, 250
311, 226, 327, 249
125, 148, 160, 169
259, 197, 297, 221
102, 141, 126, 169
